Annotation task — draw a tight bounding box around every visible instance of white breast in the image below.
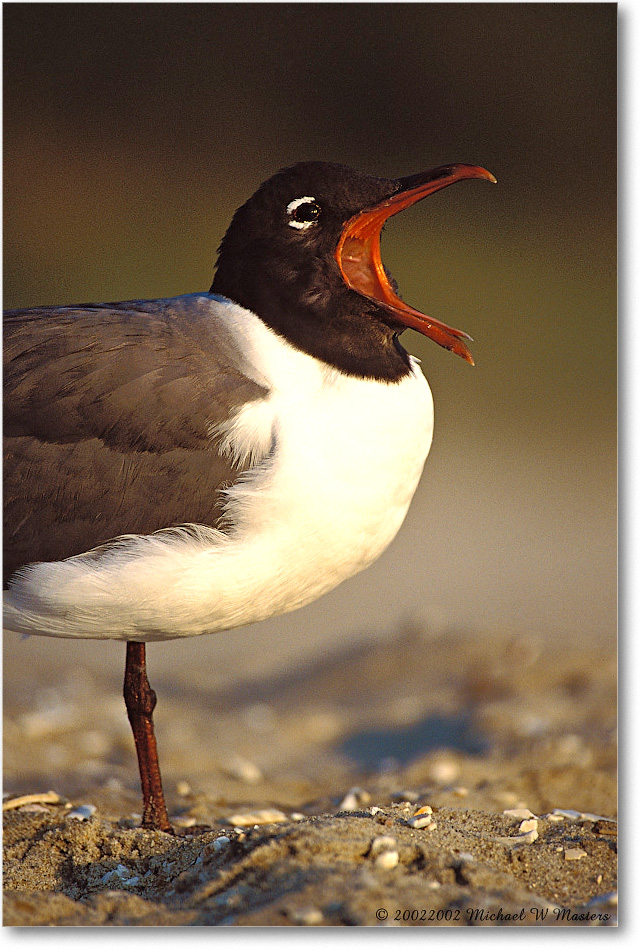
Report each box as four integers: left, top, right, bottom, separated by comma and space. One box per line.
4, 302, 434, 641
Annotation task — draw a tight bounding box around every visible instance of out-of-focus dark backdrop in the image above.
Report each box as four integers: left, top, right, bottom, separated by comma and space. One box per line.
3, 4, 616, 688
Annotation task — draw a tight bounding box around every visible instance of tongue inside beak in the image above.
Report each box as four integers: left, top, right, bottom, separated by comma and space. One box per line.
335, 163, 496, 365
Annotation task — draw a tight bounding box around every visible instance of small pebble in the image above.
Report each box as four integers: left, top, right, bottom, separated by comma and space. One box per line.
101, 864, 134, 884
104, 778, 126, 793
593, 820, 617, 836
290, 812, 306, 821
176, 780, 192, 797
339, 787, 370, 811
452, 786, 469, 798
172, 815, 198, 828
494, 819, 538, 846
407, 805, 435, 829
2, 790, 65, 811
370, 835, 397, 857
397, 789, 419, 802
414, 805, 433, 816
202, 838, 227, 859
428, 757, 459, 784
375, 850, 399, 869
225, 756, 263, 784
552, 808, 615, 823
564, 848, 588, 861
66, 804, 96, 821
408, 815, 437, 830
227, 808, 288, 826
504, 808, 537, 820
289, 906, 323, 926
458, 852, 476, 863
496, 790, 520, 806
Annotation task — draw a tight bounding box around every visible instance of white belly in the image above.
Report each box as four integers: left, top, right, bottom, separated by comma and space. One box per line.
4, 310, 434, 641
218, 357, 434, 625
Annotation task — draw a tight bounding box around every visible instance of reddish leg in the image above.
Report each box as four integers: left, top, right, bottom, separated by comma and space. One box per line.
123, 641, 172, 833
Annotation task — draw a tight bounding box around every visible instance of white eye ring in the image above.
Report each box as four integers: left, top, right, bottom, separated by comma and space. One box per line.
287, 196, 320, 230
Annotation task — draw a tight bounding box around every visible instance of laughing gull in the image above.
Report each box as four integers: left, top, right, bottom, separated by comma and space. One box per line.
4, 160, 495, 831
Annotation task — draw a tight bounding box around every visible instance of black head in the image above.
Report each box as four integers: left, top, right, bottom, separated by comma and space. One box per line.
211, 161, 495, 380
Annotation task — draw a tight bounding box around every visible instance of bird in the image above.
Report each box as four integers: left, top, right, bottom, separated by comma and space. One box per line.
3, 160, 495, 832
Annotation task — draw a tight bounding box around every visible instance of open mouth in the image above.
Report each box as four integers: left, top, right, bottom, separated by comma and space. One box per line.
335, 163, 496, 364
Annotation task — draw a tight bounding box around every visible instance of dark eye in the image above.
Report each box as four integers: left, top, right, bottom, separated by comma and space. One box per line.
287, 196, 321, 230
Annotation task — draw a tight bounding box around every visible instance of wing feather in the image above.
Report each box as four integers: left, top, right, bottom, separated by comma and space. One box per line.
3, 294, 270, 581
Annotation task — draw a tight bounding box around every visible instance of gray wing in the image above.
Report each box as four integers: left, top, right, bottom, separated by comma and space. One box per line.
3, 294, 269, 582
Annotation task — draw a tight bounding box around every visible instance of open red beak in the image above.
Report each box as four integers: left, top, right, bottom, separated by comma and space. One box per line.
335, 164, 496, 365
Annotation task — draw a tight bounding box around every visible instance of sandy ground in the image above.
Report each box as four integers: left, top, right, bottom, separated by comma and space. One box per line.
3, 625, 617, 927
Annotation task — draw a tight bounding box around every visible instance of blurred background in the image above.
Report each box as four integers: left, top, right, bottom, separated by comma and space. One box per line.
4, 4, 616, 707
